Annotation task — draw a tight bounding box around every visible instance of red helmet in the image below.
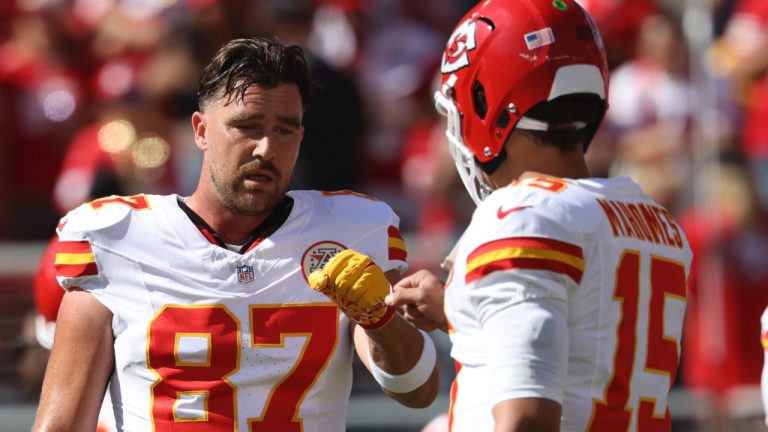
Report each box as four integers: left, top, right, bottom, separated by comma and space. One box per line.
435, 0, 609, 204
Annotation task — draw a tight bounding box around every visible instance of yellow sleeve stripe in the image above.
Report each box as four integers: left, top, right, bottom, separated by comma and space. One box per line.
388, 237, 406, 251
55, 252, 96, 266
466, 247, 584, 276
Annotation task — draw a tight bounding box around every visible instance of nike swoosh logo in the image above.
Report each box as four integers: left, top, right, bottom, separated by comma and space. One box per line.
497, 205, 531, 219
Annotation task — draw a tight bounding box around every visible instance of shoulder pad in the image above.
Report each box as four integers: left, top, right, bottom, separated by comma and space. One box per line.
304, 190, 398, 225
57, 195, 152, 241
475, 186, 583, 249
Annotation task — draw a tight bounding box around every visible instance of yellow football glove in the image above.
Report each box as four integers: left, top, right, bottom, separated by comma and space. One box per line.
308, 249, 395, 330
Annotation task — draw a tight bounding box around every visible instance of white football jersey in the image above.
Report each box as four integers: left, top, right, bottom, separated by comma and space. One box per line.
445, 177, 691, 432
54, 190, 408, 432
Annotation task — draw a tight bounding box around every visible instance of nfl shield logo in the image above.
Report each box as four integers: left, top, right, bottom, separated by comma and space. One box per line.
236, 265, 254, 284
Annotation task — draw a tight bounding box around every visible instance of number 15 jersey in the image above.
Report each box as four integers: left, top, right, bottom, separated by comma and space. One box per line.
54, 190, 408, 432
445, 177, 691, 432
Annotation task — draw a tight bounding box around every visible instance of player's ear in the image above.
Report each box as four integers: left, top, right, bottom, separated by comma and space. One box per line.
191, 111, 207, 151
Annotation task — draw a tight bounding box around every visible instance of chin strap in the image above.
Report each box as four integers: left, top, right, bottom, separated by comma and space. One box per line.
477, 147, 507, 175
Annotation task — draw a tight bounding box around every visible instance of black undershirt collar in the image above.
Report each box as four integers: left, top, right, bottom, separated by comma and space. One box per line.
176, 195, 294, 254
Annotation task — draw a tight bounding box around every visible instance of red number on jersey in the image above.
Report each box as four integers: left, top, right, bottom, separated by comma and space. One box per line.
90, 194, 150, 210
248, 305, 339, 431
588, 252, 687, 431
518, 177, 568, 192
146, 304, 339, 431
147, 306, 239, 431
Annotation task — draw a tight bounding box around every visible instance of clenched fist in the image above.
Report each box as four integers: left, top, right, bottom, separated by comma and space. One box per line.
308, 249, 395, 330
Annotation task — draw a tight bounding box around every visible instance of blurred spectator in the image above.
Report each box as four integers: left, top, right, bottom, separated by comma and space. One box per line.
266, 0, 366, 192
51, 101, 181, 214
709, 0, 768, 211
578, 0, 659, 68
0, 11, 85, 239
680, 155, 768, 405
354, 0, 455, 191
398, 84, 472, 273
600, 13, 691, 210
9, 310, 48, 401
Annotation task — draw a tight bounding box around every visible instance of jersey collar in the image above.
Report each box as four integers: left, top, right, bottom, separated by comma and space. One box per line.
176, 196, 294, 254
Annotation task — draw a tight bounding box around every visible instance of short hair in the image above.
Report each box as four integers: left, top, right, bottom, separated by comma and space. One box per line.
520, 94, 606, 153
197, 37, 312, 111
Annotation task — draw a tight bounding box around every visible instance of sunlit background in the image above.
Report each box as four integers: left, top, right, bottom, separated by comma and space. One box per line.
1, 0, 767, 430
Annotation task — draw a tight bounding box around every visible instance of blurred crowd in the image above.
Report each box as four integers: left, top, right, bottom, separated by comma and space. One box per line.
2, 0, 768, 427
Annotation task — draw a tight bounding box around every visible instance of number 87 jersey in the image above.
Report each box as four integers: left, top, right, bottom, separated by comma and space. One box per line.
444, 176, 691, 432
54, 191, 408, 432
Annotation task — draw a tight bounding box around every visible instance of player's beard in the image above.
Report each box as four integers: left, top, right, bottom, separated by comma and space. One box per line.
209, 159, 286, 217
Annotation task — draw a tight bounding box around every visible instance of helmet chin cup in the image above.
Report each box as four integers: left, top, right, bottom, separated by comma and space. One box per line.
435, 89, 493, 206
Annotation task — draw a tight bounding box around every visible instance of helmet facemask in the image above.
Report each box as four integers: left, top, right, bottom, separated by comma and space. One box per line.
434, 86, 493, 206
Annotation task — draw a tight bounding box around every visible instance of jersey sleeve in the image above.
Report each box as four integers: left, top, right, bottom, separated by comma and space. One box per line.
483, 298, 569, 406
322, 190, 408, 275
54, 195, 141, 291
462, 185, 584, 404
465, 194, 584, 324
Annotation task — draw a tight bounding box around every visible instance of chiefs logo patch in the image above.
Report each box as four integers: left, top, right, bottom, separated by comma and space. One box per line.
441, 18, 478, 73
301, 241, 346, 282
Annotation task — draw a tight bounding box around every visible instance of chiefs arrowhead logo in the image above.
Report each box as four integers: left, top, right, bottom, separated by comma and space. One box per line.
441, 18, 478, 73
497, 205, 531, 219
301, 241, 346, 282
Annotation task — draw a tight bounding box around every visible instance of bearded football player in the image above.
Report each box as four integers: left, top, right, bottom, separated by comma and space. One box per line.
34, 37, 438, 431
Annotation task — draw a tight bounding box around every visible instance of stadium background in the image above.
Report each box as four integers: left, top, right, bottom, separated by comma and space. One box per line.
1, 0, 767, 430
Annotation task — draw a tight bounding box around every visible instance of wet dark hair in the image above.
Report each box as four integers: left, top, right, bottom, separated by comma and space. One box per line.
520, 93, 606, 153
197, 37, 312, 111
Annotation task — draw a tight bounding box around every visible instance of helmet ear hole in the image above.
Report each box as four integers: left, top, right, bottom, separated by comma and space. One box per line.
496, 109, 510, 129
472, 80, 487, 120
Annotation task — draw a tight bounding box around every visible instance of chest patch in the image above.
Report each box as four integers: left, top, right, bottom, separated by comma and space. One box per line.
301, 241, 346, 282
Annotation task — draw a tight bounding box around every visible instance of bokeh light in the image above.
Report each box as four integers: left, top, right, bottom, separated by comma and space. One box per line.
132, 135, 171, 169
98, 119, 136, 154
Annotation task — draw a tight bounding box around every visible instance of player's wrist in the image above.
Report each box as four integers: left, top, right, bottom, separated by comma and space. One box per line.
367, 329, 437, 393
359, 304, 396, 330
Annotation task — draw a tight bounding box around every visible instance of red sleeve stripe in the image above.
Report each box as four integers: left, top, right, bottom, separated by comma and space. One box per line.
55, 241, 98, 278
466, 237, 584, 285
389, 247, 408, 262
56, 262, 98, 278
387, 226, 407, 262
388, 225, 403, 240
56, 240, 93, 254
467, 237, 582, 262
466, 257, 583, 285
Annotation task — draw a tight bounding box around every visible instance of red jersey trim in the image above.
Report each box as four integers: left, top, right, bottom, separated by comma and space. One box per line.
466, 237, 584, 285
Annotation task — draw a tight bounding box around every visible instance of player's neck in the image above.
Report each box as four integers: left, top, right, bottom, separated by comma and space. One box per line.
184, 192, 269, 245
489, 144, 590, 188
517, 154, 591, 181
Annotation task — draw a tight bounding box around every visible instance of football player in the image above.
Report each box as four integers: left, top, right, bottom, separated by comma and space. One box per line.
34, 38, 438, 431
386, 1, 692, 431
